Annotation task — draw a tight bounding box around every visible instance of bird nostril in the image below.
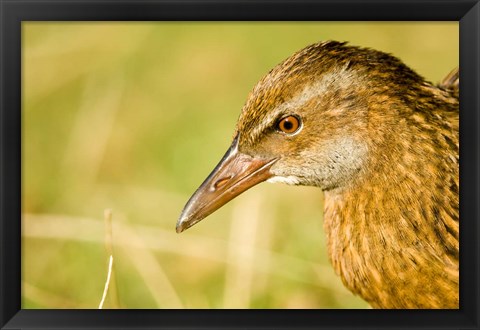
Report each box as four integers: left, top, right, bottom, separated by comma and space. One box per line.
213, 175, 233, 191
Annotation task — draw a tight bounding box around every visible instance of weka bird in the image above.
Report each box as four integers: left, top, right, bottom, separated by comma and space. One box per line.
176, 41, 459, 309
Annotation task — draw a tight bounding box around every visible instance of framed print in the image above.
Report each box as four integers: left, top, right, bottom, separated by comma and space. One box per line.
1, 0, 479, 329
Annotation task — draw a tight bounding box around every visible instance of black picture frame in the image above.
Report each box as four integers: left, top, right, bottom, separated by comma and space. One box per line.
1, 0, 479, 329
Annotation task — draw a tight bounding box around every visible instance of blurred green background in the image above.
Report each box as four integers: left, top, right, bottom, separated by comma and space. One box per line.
22, 22, 458, 309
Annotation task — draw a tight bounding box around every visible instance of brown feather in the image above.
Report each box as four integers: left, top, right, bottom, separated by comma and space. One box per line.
236, 41, 459, 308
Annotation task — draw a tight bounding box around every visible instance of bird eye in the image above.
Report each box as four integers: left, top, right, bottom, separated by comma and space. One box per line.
277, 115, 301, 134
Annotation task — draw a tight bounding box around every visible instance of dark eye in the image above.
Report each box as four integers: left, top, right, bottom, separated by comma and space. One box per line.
277, 115, 301, 134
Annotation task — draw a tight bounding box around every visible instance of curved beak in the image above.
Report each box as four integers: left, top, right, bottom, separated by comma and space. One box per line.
176, 135, 277, 233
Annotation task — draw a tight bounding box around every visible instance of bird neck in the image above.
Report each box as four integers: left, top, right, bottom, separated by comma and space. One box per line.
322, 90, 459, 308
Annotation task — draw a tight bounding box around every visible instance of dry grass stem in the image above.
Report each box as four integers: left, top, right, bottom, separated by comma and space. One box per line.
103, 209, 119, 308
93, 209, 121, 308
98, 255, 113, 309
223, 193, 261, 308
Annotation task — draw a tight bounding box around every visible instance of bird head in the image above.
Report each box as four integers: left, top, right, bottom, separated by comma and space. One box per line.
176, 41, 425, 233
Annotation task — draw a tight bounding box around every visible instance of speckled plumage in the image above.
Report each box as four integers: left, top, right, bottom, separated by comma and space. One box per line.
236, 41, 459, 308
179, 41, 459, 308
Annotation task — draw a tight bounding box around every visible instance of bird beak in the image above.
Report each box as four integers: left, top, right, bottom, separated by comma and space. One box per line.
176, 135, 277, 233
